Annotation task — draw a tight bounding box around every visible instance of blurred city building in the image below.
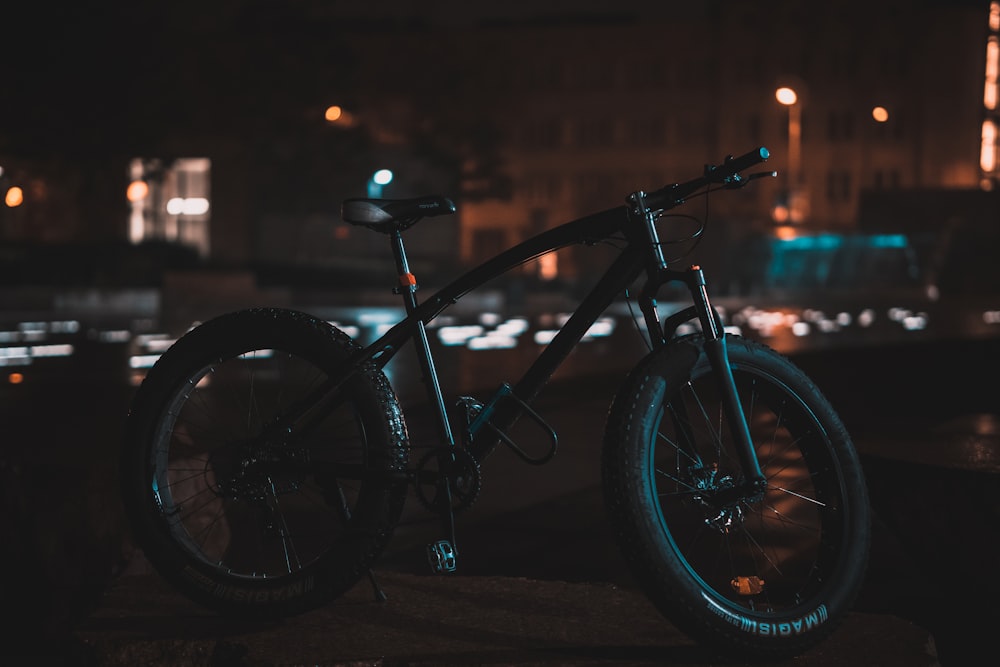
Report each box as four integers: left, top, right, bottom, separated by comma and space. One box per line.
322, 0, 996, 290
127, 158, 211, 257
0, 0, 996, 292
3, 0, 1000, 387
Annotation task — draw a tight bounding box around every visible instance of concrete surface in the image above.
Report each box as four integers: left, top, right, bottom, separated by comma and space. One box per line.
3, 341, 999, 666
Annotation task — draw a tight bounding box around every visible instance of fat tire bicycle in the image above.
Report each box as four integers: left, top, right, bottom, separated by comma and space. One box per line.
121, 147, 871, 660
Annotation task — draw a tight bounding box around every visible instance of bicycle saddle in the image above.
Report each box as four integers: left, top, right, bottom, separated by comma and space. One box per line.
342, 195, 456, 233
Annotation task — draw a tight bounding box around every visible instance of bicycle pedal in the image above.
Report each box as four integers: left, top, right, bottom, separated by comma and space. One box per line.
426, 540, 457, 574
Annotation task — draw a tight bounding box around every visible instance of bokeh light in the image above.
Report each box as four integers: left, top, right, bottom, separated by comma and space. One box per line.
126, 180, 149, 202
5, 186, 23, 207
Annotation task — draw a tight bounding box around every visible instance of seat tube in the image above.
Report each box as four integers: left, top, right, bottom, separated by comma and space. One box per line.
689, 266, 765, 484
390, 230, 456, 448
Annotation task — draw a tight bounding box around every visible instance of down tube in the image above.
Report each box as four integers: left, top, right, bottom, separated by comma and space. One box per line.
468, 244, 645, 462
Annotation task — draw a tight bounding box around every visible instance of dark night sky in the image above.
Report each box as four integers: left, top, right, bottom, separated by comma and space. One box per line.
0, 2, 690, 169
2, 3, 337, 157
0, 0, 991, 162
0, 3, 657, 140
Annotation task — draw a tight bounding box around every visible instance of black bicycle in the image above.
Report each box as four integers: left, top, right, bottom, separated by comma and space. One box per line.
121, 147, 871, 660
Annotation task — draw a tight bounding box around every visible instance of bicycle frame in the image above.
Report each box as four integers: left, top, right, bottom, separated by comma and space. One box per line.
124, 144, 872, 651
277, 195, 764, 488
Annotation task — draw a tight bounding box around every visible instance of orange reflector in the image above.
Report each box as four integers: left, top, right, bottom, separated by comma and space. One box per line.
731, 576, 765, 595
9, 372, 24, 385
399, 273, 417, 287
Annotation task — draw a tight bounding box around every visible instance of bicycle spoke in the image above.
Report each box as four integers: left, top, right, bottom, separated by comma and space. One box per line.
264, 476, 301, 574
148, 347, 369, 578
647, 360, 845, 614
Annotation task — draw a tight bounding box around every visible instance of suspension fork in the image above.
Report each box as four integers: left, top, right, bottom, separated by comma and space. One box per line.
638, 265, 766, 490
630, 190, 762, 486
688, 268, 766, 488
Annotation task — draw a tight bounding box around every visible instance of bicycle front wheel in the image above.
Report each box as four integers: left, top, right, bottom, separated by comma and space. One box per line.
602, 335, 870, 660
121, 308, 409, 618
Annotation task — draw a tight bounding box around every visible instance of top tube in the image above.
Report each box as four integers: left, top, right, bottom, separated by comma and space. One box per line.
409, 205, 627, 327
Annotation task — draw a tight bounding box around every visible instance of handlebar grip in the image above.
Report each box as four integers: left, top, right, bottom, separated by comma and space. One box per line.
644, 146, 770, 210
713, 146, 770, 179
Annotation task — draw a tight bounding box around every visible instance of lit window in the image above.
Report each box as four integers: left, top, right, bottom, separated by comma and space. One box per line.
985, 37, 999, 110
128, 157, 211, 256
981, 120, 997, 172
538, 253, 558, 280
166, 197, 210, 216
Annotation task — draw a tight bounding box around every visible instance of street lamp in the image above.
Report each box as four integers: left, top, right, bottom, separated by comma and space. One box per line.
775, 86, 802, 223
325, 104, 357, 127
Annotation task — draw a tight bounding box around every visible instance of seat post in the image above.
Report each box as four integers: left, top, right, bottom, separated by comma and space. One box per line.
389, 228, 419, 312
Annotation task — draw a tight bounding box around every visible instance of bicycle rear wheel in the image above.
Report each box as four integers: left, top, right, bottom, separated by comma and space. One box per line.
603, 335, 870, 659
121, 308, 409, 618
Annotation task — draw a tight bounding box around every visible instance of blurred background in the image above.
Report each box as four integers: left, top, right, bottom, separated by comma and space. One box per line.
2, 0, 999, 382
2, 0, 1000, 660
1, 0, 998, 375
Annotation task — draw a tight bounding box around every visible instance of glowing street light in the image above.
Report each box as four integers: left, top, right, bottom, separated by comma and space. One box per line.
5, 186, 23, 208
325, 104, 357, 127
325, 105, 343, 122
775, 86, 798, 106
775, 86, 803, 223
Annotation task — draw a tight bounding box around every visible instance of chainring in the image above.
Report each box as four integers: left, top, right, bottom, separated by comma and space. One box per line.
414, 446, 482, 513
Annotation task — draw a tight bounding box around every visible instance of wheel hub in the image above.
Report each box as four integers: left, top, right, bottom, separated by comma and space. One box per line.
689, 463, 761, 534
208, 436, 309, 501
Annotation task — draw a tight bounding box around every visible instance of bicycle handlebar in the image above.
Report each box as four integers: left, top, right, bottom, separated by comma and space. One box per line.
645, 146, 770, 211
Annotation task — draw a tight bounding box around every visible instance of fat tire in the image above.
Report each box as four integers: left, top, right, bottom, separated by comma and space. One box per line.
121, 308, 409, 618
603, 335, 870, 660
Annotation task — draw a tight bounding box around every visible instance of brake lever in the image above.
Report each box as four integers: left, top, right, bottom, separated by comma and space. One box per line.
724, 170, 778, 189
